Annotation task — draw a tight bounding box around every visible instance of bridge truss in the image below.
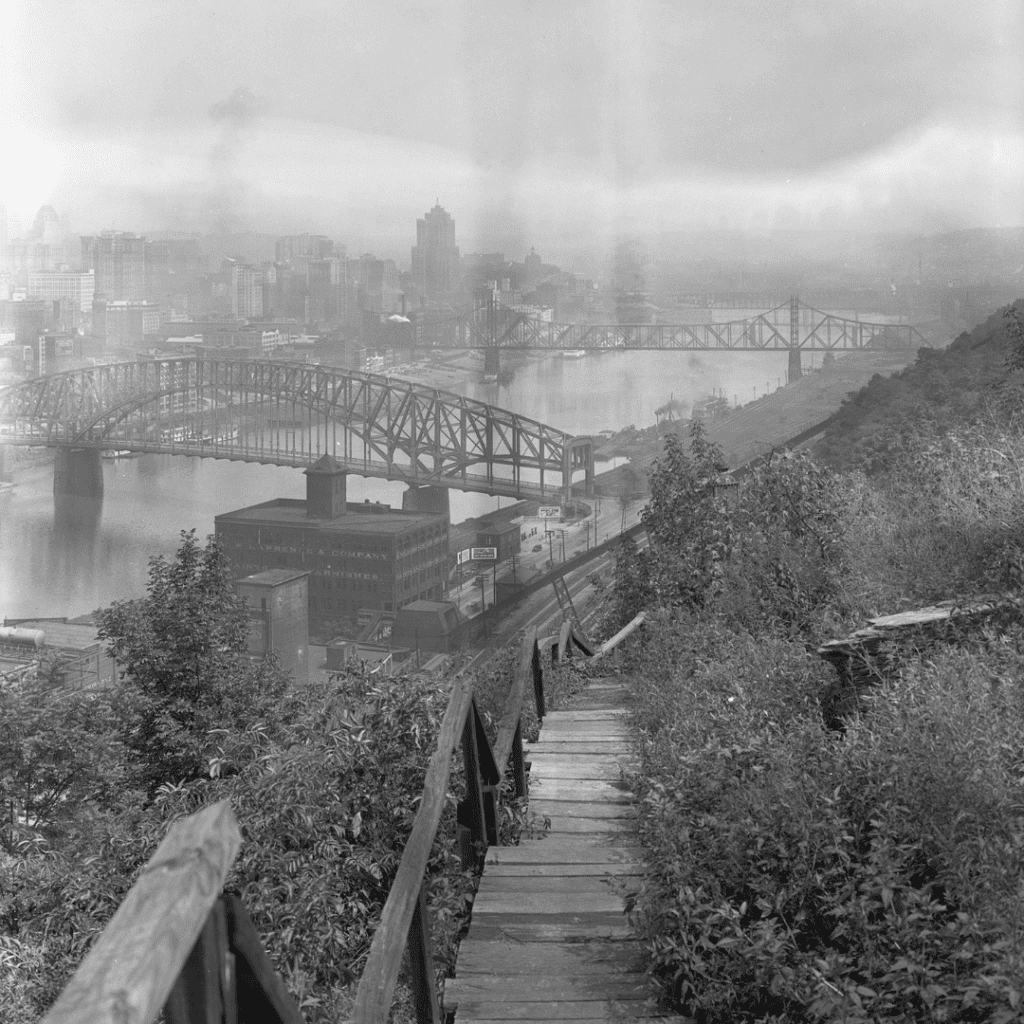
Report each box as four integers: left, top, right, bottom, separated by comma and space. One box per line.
417, 299, 927, 352
0, 359, 594, 499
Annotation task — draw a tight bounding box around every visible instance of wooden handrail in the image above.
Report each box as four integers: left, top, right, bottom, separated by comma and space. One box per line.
590, 611, 646, 660
42, 800, 242, 1024
352, 675, 475, 1024
353, 628, 544, 1024
492, 626, 538, 774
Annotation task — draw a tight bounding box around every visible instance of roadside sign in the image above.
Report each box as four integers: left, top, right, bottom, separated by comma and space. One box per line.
474, 575, 487, 586
470, 546, 498, 560
538, 506, 561, 518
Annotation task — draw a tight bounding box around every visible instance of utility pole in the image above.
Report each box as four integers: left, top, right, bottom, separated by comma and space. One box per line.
478, 576, 486, 612
547, 531, 554, 566
560, 530, 566, 563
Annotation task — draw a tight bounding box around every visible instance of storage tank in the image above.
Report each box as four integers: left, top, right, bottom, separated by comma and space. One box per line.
0, 626, 46, 648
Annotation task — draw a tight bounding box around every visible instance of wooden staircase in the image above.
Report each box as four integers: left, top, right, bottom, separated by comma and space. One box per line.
443, 673, 681, 1023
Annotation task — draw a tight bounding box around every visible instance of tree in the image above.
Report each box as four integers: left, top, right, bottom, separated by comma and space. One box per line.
97, 531, 290, 797
0, 666, 124, 854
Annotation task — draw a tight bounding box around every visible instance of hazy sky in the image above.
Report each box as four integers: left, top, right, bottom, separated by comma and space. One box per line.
2, 0, 1023, 258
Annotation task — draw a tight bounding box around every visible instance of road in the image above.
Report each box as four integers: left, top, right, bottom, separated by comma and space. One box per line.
457, 522, 649, 676
446, 496, 646, 619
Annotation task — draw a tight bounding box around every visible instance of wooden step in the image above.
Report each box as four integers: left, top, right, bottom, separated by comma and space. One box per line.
455, 938, 646, 975
443, 973, 650, 1010
450, 999, 670, 1020
530, 800, 638, 819
526, 783, 632, 802
477, 876, 640, 895
527, 742, 631, 755
485, 845, 643, 865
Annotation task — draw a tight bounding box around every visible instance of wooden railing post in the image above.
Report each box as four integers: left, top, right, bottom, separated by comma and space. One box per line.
165, 898, 236, 1024
460, 699, 488, 867
406, 885, 440, 1024
531, 639, 545, 720
510, 720, 527, 800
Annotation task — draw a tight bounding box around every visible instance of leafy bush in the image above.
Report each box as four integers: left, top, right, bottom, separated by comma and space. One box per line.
97, 530, 291, 797
625, 615, 1024, 1022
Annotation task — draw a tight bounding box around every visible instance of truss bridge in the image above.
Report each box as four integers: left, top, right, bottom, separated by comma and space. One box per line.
0, 359, 594, 500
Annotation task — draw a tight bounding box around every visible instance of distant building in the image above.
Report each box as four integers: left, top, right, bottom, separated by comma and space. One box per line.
234, 568, 309, 684
230, 263, 264, 319
27, 270, 95, 316
391, 599, 462, 655
214, 454, 450, 634
411, 204, 461, 301
93, 299, 161, 350
275, 234, 334, 262
82, 232, 147, 302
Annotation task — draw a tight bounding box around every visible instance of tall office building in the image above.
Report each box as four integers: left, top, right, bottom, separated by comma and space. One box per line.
411, 203, 461, 301
82, 232, 146, 301
231, 263, 264, 319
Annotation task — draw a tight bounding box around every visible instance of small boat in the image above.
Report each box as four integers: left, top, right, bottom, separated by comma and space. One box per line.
560, 349, 587, 359
101, 450, 136, 460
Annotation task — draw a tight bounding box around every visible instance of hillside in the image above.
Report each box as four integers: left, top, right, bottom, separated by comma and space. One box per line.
814, 300, 1024, 471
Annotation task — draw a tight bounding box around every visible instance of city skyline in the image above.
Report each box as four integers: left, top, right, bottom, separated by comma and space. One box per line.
2, 1, 1022, 262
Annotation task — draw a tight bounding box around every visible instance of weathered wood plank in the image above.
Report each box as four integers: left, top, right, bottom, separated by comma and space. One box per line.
526, 743, 631, 755
485, 845, 643, 864
455, 939, 646, 975
527, 785, 632, 803
478, 876, 640, 895
531, 801, 638, 819
443, 973, 649, 1008
493, 628, 539, 778
527, 762, 633, 781
541, 818, 636, 834
450, 998, 660, 1019
41, 800, 242, 1024
538, 734, 631, 744
542, 711, 627, 720
353, 676, 474, 1024
463, 917, 632, 942
471, 892, 627, 914
484, 862, 641, 877
455, 1017, 687, 1024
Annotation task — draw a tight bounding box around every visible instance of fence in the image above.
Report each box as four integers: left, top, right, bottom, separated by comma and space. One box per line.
40, 615, 635, 1024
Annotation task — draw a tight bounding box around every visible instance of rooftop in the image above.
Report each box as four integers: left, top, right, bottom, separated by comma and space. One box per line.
216, 498, 446, 535
236, 568, 310, 587
3, 619, 100, 652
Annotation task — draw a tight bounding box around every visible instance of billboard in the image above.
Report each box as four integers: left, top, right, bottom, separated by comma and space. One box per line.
538, 506, 561, 518
470, 547, 498, 560
457, 548, 473, 564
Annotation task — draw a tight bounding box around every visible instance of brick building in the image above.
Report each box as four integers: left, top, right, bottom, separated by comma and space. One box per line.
215, 455, 449, 634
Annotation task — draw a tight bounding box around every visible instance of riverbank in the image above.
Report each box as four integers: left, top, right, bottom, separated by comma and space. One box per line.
592, 346, 926, 494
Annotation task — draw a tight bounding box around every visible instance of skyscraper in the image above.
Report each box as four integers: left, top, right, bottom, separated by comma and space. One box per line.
82, 232, 146, 301
231, 263, 264, 319
411, 203, 461, 302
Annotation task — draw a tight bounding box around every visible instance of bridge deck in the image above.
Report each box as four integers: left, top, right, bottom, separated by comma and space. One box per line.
443, 677, 682, 1022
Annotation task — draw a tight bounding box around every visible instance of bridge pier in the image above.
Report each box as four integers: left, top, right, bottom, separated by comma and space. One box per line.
483, 348, 500, 378
563, 438, 595, 501
402, 484, 451, 518
788, 348, 803, 382
53, 448, 103, 499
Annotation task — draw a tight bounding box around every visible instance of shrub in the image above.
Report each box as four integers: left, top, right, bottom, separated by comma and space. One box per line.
625, 616, 1024, 1023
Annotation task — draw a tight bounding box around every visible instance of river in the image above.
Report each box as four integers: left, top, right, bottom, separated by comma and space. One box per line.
0, 348, 794, 620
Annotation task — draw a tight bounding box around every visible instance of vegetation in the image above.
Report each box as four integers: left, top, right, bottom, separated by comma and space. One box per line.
603, 305, 1024, 1021
0, 532, 546, 1024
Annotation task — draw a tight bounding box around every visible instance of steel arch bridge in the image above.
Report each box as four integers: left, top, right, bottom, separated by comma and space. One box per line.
0, 359, 594, 500
416, 297, 929, 352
